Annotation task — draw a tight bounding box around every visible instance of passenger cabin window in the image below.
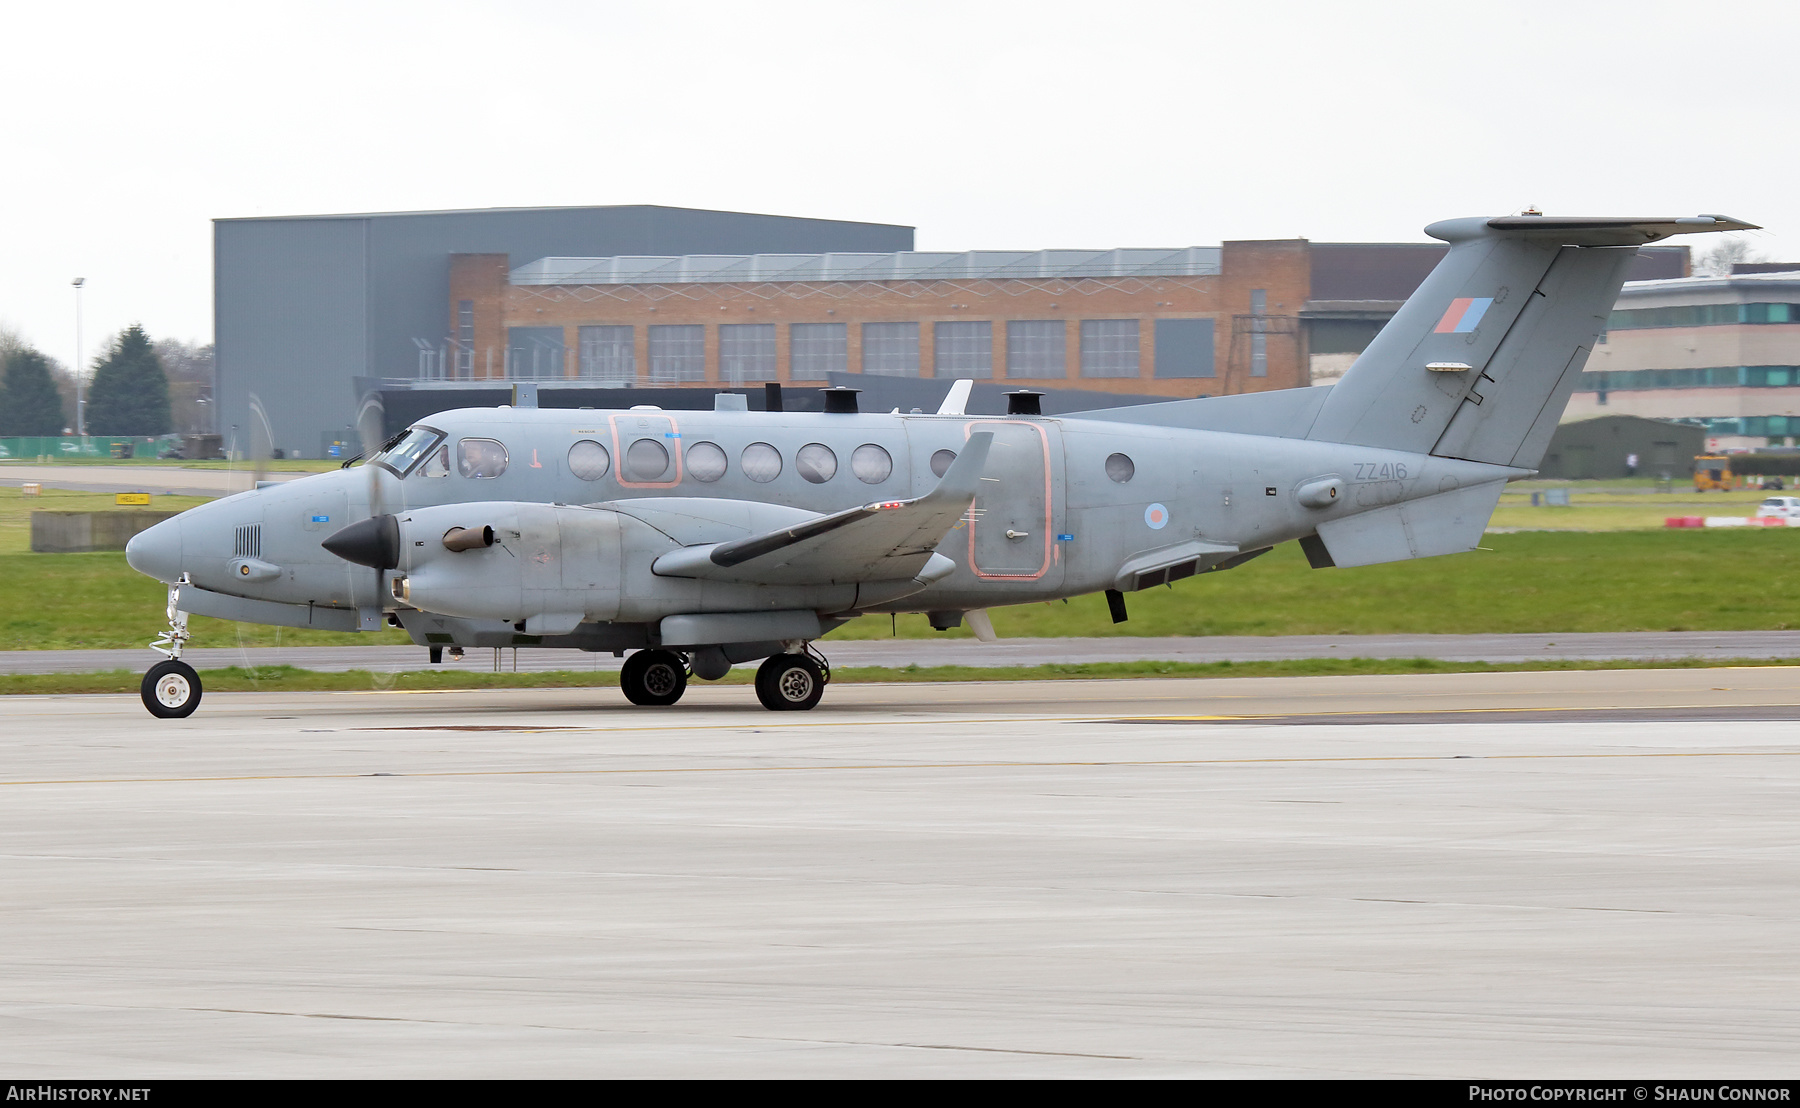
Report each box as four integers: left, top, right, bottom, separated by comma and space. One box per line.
1106, 453, 1135, 483
741, 442, 782, 483
851, 444, 893, 484
457, 438, 509, 478
796, 443, 837, 484
568, 440, 611, 481
930, 449, 957, 477
624, 438, 672, 482
686, 441, 727, 482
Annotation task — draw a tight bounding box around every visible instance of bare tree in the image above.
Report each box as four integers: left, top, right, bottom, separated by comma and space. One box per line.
0, 321, 27, 366
1694, 237, 1766, 276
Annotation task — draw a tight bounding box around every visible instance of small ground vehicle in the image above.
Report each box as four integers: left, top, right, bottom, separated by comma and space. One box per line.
1695, 455, 1735, 491
1755, 496, 1800, 519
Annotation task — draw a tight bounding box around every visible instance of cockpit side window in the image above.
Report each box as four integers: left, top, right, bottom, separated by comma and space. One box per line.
457, 438, 509, 479
372, 427, 445, 477
419, 444, 450, 478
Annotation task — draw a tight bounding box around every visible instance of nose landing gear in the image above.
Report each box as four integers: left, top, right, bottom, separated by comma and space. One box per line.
141, 576, 202, 718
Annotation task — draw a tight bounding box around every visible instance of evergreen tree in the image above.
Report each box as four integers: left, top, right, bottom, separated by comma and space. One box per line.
85, 325, 171, 436
0, 347, 69, 436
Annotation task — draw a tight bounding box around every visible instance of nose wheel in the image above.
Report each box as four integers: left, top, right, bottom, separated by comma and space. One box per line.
755, 652, 826, 711
619, 649, 689, 706
142, 659, 203, 718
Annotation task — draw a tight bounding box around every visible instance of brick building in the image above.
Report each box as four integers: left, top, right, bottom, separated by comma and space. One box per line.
441, 240, 1311, 399
434, 238, 1688, 403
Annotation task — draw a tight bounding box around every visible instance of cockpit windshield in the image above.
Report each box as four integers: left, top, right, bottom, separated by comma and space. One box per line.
371, 426, 445, 476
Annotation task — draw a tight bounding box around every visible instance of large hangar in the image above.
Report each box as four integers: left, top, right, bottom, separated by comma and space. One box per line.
213, 205, 915, 456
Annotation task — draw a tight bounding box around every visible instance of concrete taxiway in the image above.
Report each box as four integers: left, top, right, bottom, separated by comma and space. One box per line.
4, 668, 1800, 1077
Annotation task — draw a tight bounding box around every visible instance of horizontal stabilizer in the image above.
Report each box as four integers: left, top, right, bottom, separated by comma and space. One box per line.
1473, 214, 1759, 245
1313, 480, 1505, 568
652, 431, 994, 586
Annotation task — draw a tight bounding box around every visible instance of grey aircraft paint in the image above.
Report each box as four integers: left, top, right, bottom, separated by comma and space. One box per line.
129, 213, 1758, 715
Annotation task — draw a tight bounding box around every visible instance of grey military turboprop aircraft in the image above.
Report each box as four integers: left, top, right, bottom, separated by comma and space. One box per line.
124, 212, 1756, 717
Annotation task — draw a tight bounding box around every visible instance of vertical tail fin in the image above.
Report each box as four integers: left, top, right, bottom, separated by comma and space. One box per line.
1306, 215, 1757, 466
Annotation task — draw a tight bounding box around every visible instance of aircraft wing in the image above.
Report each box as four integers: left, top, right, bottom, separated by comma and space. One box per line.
651, 431, 993, 586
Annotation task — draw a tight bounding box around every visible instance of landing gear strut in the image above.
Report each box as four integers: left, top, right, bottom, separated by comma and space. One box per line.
754, 650, 827, 712
619, 648, 689, 706
142, 576, 202, 718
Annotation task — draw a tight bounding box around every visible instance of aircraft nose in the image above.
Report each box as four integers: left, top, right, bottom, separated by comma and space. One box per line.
125, 517, 183, 583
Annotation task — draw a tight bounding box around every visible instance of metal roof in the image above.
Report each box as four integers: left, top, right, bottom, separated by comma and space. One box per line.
510, 247, 1223, 286
1616, 272, 1800, 307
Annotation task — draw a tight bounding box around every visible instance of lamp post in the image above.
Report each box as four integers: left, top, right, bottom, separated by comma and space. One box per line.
71, 278, 85, 438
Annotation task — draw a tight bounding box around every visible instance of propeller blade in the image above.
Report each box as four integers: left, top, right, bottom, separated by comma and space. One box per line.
352, 393, 393, 610
965, 608, 998, 643
247, 392, 275, 490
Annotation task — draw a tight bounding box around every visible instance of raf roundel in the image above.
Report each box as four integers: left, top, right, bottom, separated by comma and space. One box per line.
1144, 503, 1169, 530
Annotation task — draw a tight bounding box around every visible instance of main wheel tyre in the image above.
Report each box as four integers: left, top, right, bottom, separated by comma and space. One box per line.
142, 659, 203, 718
620, 649, 688, 706
755, 653, 825, 712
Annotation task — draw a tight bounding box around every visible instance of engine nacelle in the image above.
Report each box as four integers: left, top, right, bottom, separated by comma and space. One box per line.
390, 502, 623, 628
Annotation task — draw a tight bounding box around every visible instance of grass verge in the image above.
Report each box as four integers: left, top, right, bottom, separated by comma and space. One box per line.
8, 528, 1800, 650
7, 656, 1799, 696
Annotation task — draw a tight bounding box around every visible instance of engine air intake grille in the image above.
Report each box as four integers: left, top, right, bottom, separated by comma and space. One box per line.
234, 524, 262, 559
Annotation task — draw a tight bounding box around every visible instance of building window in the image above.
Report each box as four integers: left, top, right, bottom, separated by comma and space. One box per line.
1079, 319, 1140, 378
1153, 319, 1215, 378
578, 325, 634, 381
1007, 320, 1066, 378
862, 322, 920, 377
506, 327, 565, 380
456, 301, 474, 377
1608, 303, 1800, 330
1579, 365, 1800, 392
791, 322, 846, 381
719, 323, 776, 385
1249, 289, 1268, 378
648, 324, 705, 383
934, 321, 992, 379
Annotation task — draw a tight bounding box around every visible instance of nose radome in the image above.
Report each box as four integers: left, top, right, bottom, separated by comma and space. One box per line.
125, 517, 183, 583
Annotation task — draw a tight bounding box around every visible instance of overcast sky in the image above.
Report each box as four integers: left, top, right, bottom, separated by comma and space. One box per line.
2, 0, 1792, 373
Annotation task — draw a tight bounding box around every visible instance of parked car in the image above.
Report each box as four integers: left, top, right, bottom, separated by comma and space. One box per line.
1754, 496, 1800, 519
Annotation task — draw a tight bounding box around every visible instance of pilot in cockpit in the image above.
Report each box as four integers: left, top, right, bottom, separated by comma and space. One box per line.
457, 438, 508, 479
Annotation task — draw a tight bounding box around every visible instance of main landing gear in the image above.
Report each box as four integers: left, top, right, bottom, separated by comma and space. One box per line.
141, 576, 202, 718
617, 644, 831, 711
754, 651, 826, 712
619, 648, 689, 706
